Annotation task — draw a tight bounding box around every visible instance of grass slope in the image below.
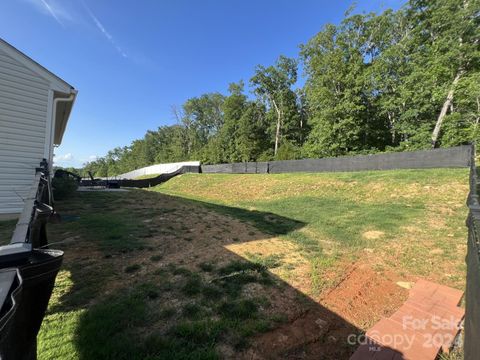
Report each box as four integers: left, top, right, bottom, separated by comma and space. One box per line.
154, 169, 469, 291
134, 173, 162, 180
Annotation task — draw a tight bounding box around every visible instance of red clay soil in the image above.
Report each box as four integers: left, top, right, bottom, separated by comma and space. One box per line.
243, 264, 410, 359
321, 264, 409, 329
244, 308, 358, 360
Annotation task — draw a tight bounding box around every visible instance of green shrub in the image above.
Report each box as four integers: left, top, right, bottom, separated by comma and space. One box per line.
257, 149, 274, 162
52, 177, 78, 200
275, 141, 301, 160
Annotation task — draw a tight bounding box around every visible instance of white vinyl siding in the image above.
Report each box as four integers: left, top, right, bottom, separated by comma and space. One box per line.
0, 47, 50, 215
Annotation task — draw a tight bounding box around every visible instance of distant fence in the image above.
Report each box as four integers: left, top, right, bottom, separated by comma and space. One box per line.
81, 165, 200, 188
82, 146, 472, 189
201, 145, 472, 174
464, 145, 480, 359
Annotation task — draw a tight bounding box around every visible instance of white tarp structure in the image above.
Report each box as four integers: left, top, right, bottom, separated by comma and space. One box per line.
115, 161, 200, 179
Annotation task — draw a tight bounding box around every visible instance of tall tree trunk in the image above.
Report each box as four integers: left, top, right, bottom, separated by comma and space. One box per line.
388, 112, 396, 145
275, 116, 281, 155
271, 99, 281, 156
431, 72, 462, 148
474, 97, 480, 136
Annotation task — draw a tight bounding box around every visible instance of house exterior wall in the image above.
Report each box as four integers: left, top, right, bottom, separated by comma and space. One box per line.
0, 47, 51, 216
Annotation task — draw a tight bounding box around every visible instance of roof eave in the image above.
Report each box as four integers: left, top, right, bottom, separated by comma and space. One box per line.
53, 89, 78, 146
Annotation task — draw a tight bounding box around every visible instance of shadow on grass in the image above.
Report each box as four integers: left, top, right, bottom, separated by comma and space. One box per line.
42, 190, 405, 360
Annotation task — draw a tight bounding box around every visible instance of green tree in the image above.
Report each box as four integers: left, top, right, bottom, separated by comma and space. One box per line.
251, 56, 299, 156
181, 93, 225, 157
214, 81, 248, 162
301, 14, 389, 157
235, 101, 269, 161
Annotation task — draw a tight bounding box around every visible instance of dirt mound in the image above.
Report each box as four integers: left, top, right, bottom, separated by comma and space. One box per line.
245, 310, 329, 359
321, 264, 408, 329
241, 264, 408, 359
244, 308, 357, 360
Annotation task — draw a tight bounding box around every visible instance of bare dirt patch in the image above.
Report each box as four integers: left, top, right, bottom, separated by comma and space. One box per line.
429, 248, 445, 255
49, 191, 366, 359
362, 230, 385, 240
117, 192, 445, 358
320, 264, 408, 329
244, 309, 348, 360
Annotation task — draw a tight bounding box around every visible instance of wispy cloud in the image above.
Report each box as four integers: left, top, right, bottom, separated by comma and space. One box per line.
53, 152, 75, 166
81, 1, 128, 58
39, 0, 63, 26
24, 0, 73, 27
55, 153, 73, 162
54, 152, 91, 167
26, 0, 131, 60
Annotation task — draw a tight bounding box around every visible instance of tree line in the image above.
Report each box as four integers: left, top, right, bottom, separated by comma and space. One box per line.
83, 0, 479, 177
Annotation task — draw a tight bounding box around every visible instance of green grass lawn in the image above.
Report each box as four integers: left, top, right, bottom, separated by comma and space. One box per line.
0, 168, 469, 359
153, 169, 469, 291
134, 173, 161, 180
35, 191, 315, 360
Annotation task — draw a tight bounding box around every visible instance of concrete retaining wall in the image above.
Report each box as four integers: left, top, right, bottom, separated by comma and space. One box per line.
201, 146, 471, 175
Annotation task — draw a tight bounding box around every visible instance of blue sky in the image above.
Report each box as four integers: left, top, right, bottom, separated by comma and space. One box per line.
0, 0, 403, 168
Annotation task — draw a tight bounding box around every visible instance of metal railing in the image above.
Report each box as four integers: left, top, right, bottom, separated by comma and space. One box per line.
12, 159, 53, 246
0, 160, 63, 360
0, 160, 53, 261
